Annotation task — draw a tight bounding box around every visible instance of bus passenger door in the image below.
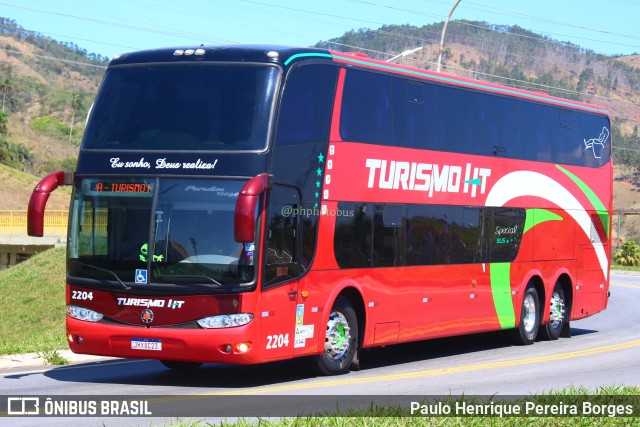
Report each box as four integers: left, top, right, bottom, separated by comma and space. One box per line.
259, 185, 301, 361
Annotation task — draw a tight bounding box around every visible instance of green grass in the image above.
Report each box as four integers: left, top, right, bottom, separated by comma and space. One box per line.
0, 246, 67, 355
610, 262, 640, 273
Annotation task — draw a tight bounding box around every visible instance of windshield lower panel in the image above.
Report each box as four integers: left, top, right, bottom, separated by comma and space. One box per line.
68, 178, 257, 291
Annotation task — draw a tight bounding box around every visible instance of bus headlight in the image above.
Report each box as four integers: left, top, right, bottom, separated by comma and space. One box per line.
67, 305, 103, 322
197, 313, 253, 329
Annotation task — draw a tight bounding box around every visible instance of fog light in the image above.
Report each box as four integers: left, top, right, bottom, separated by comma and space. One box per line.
236, 342, 251, 353
224, 344, 232, 353
76, 336, 83, 344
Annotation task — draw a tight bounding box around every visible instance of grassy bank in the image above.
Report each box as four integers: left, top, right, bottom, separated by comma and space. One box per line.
0, 246, 67, 355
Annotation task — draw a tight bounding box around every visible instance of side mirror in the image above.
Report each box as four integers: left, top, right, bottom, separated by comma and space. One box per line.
234, 173, 272, 243
28, 171, 73, 237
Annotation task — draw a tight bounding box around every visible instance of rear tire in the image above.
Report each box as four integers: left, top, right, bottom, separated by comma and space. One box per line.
160, 361, 203, 371
540, 283, 566, 341
509, 285, 540, 345
313, 296, 359, 376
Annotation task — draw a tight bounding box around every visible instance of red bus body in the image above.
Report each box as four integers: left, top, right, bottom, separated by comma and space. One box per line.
28, 46, 612, 374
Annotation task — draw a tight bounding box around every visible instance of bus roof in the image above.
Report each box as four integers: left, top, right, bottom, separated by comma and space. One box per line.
109, 44, 608, 116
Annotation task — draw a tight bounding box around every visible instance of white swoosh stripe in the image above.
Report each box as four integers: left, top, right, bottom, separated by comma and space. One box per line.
485, 171, 608, 280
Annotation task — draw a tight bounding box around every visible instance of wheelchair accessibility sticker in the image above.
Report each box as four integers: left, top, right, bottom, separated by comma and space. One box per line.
135, 269, 148, 284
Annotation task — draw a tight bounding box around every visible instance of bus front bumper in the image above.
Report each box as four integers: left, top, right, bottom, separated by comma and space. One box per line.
66, 317, 260, 364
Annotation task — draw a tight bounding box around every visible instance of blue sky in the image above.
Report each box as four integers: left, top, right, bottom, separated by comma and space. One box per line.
1, 0, 639, 59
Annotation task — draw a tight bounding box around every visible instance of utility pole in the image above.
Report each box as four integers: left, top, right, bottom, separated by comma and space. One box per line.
437, 0, 461, 73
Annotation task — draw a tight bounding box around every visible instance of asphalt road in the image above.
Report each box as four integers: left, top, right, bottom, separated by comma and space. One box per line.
1, 273, 639, 425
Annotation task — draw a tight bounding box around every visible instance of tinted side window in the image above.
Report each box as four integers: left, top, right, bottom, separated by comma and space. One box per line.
335, 203, 526, 268
450, 207, 482, 264
373, 204, 405, 267
406, 205, 450, 265
340, 70, 392, 145
275, 64, 338, 146
334, 202, 371, 268
490, 207, 526, 262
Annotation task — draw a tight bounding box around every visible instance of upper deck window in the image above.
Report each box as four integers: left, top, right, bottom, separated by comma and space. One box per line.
83, 63, 279, 152
339, 68, 610, 168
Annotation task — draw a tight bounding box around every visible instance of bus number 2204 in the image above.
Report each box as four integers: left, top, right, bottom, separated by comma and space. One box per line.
266, 334, 289, 349
71, 290, 94, 300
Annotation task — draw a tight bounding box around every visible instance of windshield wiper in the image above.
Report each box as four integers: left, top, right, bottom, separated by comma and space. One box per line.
71, 260, 131, 290
154, 274, 223, 287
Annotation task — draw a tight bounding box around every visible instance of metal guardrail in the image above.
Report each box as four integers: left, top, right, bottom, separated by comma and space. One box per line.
0, 210, 68, 236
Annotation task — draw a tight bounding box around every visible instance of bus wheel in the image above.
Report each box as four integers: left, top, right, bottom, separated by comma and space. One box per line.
160, 361, 203, 370
314, 296, 358, 376
540, 283, 566, 341
509, 285, 539, 345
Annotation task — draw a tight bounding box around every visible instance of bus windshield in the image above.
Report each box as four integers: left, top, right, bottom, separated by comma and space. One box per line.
82, 63, 279, 151
67, 178, 257, 289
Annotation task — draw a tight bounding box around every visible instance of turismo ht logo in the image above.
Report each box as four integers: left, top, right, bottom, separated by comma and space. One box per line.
365, 159, 491, 198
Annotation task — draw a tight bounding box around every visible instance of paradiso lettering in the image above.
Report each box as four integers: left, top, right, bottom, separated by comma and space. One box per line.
365, 159, 492, 197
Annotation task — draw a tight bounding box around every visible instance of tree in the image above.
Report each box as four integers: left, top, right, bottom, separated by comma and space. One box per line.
68, 93, 82, 140
614, 241, 640, 267
0, 111, 7, 135
0, 78, 11, 112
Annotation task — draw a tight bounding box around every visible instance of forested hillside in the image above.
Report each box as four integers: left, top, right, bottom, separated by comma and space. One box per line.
0, 17, 106, 182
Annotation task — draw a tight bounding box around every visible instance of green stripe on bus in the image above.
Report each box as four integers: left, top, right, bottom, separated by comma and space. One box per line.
523, 208, 563, 235
490, 263, 516, 329
556, 165, 610, 237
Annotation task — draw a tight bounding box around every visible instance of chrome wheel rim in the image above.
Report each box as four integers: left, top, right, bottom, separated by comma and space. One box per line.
523, 293, 537, 333
324, 311, 351, 360
548, 291, 565, 332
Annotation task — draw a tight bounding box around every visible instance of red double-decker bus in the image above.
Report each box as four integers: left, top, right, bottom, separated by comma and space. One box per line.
28, 45, 611, 375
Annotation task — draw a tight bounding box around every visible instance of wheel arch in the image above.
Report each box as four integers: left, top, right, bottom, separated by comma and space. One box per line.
547, 271, 573, 323
321, 280, 366, 356
337, 286, 366, 353
518, 272, 545, 323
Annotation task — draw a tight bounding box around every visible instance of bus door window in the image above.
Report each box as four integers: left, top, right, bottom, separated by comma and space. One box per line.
263, 185, 301, 287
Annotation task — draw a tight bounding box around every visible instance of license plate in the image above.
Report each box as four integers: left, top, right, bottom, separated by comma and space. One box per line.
131, 338, 162, 351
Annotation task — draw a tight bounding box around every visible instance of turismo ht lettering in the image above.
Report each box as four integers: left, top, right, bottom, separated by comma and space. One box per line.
365, 159, 491, 197
116, 297, 185, 309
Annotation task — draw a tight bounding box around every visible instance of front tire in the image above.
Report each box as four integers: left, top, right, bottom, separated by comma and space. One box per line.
509, 285, 540, 345
540, 283, 566, 341
313, 296, 358, 375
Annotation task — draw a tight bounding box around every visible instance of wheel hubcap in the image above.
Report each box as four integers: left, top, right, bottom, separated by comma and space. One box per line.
325, 311, 351, 360
548, 291, 565, 331
523, 294, 537, 333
